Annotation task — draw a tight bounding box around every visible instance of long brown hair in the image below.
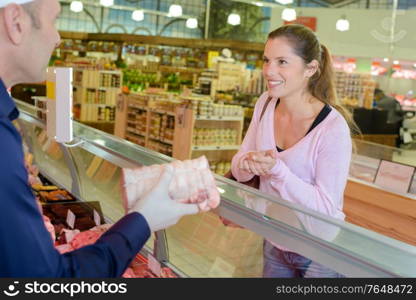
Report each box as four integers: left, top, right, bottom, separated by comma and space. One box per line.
267, 24, 360, 135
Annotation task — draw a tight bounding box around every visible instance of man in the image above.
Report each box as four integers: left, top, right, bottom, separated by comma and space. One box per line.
0, 0, 199, 277
374, 88, 403, 125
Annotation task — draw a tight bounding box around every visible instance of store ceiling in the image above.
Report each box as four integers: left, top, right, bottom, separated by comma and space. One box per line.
317, 0, 361, 7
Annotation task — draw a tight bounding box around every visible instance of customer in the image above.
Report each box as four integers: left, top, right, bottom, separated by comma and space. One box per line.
374, 88, 403, 124
0, 0, 198, 277
231, 24, 354, 277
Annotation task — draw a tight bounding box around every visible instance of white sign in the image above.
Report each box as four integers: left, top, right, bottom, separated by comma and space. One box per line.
93, 209, 101, 226
66, 209, 76, 229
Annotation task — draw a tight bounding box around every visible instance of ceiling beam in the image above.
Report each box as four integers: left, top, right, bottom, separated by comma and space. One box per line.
330, 0, 362, 8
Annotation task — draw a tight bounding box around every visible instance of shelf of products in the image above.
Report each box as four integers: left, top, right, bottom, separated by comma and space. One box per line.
335, 71, 376, 108
72, 68, 122, 123
115, 93, 244, 170
17, 99, 416, 277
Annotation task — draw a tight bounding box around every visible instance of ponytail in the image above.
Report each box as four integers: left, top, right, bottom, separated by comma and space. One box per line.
311, 44, 361, 136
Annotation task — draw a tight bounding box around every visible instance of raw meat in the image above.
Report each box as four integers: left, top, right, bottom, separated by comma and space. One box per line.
122, 156, 220, 213
54, 224, 177, 278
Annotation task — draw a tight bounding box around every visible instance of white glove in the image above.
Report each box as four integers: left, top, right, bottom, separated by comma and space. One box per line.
129, 165, 199, 232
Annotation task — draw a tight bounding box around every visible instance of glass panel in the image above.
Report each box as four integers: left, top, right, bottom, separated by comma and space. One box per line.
69, 141, 156, 252
165, 212, 263, 277
18, 120, 72, 191
354, 139, 416, 167
212, 177, 416, 277
351, 139, 416, 194
69, 146, 124, 221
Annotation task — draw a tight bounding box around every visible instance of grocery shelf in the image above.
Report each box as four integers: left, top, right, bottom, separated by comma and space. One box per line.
191, 145, 240, 151
149, 136, 173, 145
195, 115, 243, 121
126, 128, 146, 137
150, 109, 175, 116
127, 104, 147, 111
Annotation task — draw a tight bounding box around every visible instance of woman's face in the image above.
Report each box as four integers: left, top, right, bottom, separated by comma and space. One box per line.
263, 37, 315, 99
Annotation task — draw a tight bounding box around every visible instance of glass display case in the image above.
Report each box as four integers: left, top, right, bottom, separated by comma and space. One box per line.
350, 139, 416, 195
16, 99, 416, 278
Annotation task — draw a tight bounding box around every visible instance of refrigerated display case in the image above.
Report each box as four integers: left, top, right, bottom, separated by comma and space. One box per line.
350, 139, 416, 193
345, 139, 416, 246
16, 99, 416, 277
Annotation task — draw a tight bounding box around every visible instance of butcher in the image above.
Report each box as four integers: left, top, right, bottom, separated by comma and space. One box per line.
0, 0, 200, 277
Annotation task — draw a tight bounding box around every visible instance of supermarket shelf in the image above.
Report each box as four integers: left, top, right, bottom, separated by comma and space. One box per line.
73, 84, 120, 91
191, 145, 240, 151
150, 109, 175, 116
128, 104, 148, 111
77, 103, 116, 106
98, 87, 121, 91
149, 136, 173, 145
126, 128, 146, 137
195, 115, 243, 121
76, 119, 115, 124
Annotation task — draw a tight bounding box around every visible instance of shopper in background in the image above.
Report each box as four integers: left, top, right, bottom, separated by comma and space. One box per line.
374, 88, 403, 124
231, 24, 355, 278
0, 0, 199, 277
374, 88, 404, 146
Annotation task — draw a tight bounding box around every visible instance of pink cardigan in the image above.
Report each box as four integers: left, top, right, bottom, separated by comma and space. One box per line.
231, 92, 352, 222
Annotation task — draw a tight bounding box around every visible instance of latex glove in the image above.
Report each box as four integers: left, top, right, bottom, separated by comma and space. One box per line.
129, 165, 199, 232
239, 150, 277, 176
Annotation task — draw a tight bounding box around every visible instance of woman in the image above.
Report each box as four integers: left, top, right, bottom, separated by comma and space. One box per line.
230, 24, 355, 278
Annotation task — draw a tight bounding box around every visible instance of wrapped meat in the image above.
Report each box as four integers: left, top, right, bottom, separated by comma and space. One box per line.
122, 156, 220, 213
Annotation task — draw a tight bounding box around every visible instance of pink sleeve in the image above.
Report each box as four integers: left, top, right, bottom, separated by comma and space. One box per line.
231, 93, 268, 182
269, 120, 352, 217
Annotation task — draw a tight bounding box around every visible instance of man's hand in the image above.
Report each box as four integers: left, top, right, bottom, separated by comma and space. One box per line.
238, 150, 277, 176
129, 165, 199, 232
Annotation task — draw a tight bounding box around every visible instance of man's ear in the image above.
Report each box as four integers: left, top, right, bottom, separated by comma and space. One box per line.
3, 4, 27, 45
305, 59, 319, 78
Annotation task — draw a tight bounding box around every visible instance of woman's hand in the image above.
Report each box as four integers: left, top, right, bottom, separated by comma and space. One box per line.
238, 150, 277, 176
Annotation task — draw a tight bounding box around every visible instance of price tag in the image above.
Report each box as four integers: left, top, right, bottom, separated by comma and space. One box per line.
147, 254, 162, 277
93, 209, 101, 226
66, 209, 76, 229
374, 160, 415, 194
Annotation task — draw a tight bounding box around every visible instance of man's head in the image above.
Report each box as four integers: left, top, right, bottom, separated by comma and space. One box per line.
0, 0, 61, 87
374, 88, 385, 101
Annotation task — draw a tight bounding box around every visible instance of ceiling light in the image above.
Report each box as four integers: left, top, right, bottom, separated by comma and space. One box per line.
227, 13, 241, 26
168, 4, 182, 17
276, 0, 294, 4
100, 0, 113, 7
336, 18, 350, 31
253, 2, 264, 6
383, 58, 389, 62
281, 8, 296, 21
132, 10, 144, 22
393, 60, 399, 64
70, 1, 83, 13
186, 18, 198, 29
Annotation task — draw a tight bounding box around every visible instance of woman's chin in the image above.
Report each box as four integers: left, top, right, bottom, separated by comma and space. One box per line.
267, 90, 282, 98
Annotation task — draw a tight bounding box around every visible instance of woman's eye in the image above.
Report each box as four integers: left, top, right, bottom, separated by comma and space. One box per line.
263, 58, 269, 63
278, 60, 287, 65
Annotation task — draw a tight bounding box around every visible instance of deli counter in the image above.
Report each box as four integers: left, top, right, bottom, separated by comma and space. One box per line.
16, 100, 416, 278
